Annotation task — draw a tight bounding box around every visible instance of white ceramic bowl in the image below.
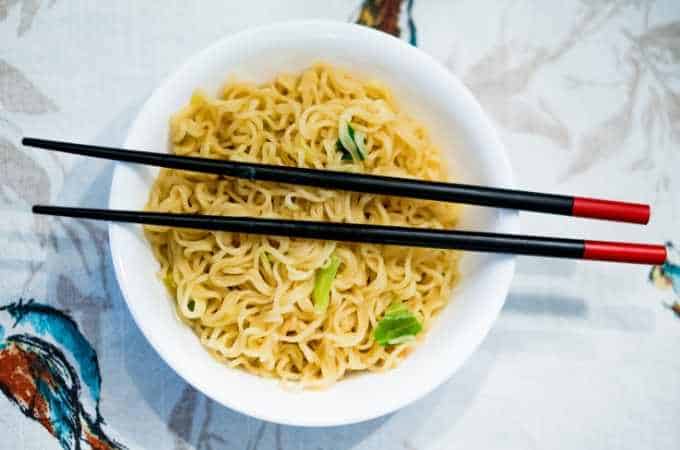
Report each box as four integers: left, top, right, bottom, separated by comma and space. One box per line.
109, 20, 518, 427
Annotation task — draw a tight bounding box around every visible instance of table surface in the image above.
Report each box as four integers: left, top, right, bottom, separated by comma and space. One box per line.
1, 1, 679, 449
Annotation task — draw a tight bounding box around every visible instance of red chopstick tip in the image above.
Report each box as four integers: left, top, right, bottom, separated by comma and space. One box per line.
584, 241, 666, 265
572, 197, 650, 224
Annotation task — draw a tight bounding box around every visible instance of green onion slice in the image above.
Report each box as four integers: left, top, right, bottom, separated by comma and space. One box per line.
337, 117, 366, 162
374, 301, 423, 346
313, 255, 341, 314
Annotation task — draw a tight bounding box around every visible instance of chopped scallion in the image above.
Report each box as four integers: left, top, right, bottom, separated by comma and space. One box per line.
337, 119, 366, 162
336, 139, 354, 161
352, 129, 368, 160
312, 255, 341, 314
374, 301, 422, 346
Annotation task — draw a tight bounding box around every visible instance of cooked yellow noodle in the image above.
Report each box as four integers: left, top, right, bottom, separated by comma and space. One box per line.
144, 63, 461, 388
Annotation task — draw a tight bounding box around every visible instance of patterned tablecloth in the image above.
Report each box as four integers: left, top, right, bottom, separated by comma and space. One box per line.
1, 1, 679, 449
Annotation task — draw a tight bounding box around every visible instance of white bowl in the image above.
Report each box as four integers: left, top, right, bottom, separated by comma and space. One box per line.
109, 20, 518, 427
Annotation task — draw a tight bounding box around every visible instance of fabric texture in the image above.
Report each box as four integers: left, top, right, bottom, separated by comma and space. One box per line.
0, 1, 678, 449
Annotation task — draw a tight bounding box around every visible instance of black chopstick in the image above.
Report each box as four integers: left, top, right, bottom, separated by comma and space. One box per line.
23, 138, 650, 224
32, 205, 666, 264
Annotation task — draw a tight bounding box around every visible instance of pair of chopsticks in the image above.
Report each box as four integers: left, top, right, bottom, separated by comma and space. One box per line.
24, 138, 667, 265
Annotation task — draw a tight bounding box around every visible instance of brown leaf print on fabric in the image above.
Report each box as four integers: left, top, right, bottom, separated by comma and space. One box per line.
0, 136, 50, 205
461, 48, 560, 147
463, 43, 570, 148
169, 386, 228, 450
554, 16, 680, 176
565, 59, 641, 177
246, 421, 267, 450
632, 86, 664, 170
22, 260, 44, 291
667, 93, 680, 141
463, 43, 543, 97
170, 386, 198, 450
460, 1, 645, 150
46, 218, 115, 349
0, 59, 56, 233
80, 220, 114, 283
0, 59, 57, 113
55, 275, 111, 349
0, 0, 55, 36
55, 219, 109, 278
457, 1, 679, 178
471, 82, 571, 148
628, 22, 680, 138
636, 21, 680, 66
275, 425, 283, 450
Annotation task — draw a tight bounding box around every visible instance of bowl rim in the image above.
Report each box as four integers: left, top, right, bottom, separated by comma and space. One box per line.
108, 19, 519, 426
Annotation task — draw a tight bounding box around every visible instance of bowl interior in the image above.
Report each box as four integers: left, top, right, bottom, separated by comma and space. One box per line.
109, 20, 518, 427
